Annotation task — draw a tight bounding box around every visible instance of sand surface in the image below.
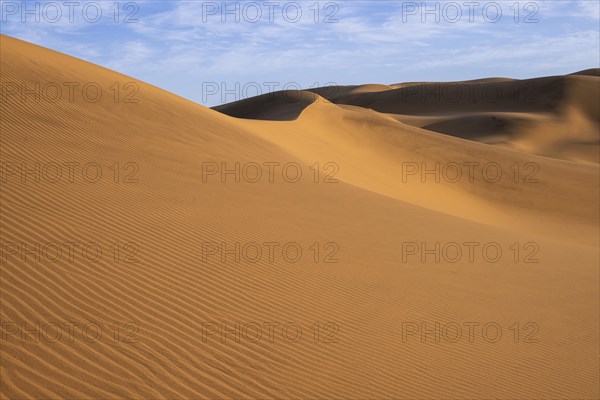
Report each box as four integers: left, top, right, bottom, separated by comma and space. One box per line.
1, 35, 599, 399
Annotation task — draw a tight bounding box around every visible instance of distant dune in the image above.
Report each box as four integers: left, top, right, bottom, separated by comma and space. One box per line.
295, 75, 600, 163
570, 68, 600, 77
1, 34, 599, 399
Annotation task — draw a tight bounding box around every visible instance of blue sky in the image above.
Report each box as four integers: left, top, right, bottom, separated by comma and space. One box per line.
1, 0, 599, 106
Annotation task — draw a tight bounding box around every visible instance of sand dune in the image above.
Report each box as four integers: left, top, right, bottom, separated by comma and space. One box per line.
301, 74, 600, 163
1, 34, 599, 399
571, 68, 600, 77
213, 90, 321, 121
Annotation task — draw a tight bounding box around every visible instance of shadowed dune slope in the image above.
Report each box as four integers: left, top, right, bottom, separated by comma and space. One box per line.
571, 68, 600, 77
1, 35, 599, 399
213, 90, 321, 121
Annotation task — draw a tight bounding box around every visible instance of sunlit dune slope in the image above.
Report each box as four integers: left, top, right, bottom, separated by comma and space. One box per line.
216, 88, 599, 241
1, 34, 599, 400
